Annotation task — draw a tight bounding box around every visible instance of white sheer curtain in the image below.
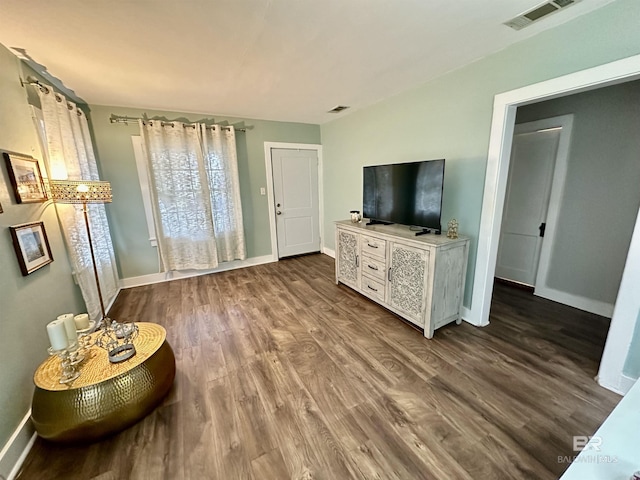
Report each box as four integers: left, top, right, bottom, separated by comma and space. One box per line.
201, 125, 246, 262
37, 88, 119, 321
140, 120, 245, 271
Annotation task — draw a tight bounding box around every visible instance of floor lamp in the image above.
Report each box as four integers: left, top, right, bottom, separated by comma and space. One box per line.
49, 179, 138, 363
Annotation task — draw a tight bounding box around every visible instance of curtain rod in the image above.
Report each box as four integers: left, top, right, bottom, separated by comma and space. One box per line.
21, 76, 50, 93
110, 115, 247, 132
21, 76, 83, 115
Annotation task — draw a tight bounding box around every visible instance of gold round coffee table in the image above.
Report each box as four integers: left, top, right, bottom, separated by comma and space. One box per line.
32, 322, 175, 443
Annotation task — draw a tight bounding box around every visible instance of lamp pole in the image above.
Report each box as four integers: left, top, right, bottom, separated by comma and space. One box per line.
81, 201, 108, 327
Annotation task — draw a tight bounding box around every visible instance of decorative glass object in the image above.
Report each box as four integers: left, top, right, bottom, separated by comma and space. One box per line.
447, 218, 459, 239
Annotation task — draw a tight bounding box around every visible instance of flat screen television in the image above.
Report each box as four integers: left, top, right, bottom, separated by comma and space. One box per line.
363, 159, 445, 233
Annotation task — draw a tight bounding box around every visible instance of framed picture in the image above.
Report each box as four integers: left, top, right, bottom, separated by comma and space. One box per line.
3, 151, 47, 204
9, 222, 54, 276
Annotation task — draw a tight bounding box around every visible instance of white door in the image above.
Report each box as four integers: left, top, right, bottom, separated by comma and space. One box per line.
495, 123, 562, 286
271, 148, 320, 258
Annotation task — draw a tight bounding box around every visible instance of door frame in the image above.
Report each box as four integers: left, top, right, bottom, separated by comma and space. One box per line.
470, 53, 640, 394
264, 142, 324, 260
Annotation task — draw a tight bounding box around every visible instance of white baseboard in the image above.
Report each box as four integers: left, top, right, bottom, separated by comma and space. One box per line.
322, 247, 335, 258
460, 306, 472, 324
618, 374, 638, 395
598, 373, 637, 396
534, 286, 614, 318
0, 411, 36, 480
119, 255, 276, 289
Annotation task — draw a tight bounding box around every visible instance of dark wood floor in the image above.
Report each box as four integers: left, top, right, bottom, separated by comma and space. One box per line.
18, 254, 620, 479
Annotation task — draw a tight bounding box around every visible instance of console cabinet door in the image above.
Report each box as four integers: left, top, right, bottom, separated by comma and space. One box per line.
387, 242, 429, 325
336, 229, 361, 289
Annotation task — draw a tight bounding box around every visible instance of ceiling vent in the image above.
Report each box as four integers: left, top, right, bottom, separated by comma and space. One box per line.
504, 0, 580, 30
328, 105, 349, 113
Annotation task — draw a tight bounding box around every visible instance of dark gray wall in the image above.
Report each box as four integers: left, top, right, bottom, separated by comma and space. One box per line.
516, 80, 640, 306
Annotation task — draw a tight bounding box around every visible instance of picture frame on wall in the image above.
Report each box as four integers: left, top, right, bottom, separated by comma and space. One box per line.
3, 151, 47, 204
9, 221, 54, 276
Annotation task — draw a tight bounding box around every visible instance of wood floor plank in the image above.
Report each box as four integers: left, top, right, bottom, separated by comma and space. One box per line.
259, 393, 325, 480
248, 352, 298, 412
207, 375, 255, 480
250, 448, 290, 479
289, 387, 363, 480
229, 364, 278, 461
350, 401, 437, 479
180, 347, 216, 480
17, 254, 621, 480
348, 439, 413, 480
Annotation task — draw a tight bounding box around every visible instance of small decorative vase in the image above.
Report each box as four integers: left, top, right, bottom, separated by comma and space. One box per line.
447, 219, 459, 239
350, 210, 362, 223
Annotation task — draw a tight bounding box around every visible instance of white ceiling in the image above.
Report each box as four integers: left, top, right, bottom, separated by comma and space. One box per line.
0, 0, 616, 124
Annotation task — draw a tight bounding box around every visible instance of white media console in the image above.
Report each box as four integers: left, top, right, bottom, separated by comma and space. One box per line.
335, 220, 469, 338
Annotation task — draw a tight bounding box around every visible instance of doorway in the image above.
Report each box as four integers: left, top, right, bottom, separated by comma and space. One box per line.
264, 142, 324, 259
472, 54, 640, 394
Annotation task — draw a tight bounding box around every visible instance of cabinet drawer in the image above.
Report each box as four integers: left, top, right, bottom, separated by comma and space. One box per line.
361, 276, 385, 302
362, 236, 386, 259
361, 254, 385, 281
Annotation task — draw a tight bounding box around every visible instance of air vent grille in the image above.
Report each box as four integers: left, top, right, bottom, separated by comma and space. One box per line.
524, 3, 559, 21
328, 105, 349, 113
504, 0, 580, 30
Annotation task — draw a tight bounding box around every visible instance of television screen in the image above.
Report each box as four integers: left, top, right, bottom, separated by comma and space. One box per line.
363, 159, 445, 230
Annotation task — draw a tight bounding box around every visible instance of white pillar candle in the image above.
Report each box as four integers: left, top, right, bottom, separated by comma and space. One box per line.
74, 313, 90, 330
46, 319, 69, 351
57, 313, 78, 344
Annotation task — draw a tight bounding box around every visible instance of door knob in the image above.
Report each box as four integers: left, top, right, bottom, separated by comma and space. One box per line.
276, 211, 282, 215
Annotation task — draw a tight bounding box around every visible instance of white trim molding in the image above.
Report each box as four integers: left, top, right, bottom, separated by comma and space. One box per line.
0, 411, 36, 480
599, 203, 640, 393
131, 135, 158, 247
470, 53, 640, 395
534, 287, 614, 318
618, 374, 638, 396
322, 247, 335, 258
460, 306, 472, 324
263, 142, 324, 260
119, 255, 275, 289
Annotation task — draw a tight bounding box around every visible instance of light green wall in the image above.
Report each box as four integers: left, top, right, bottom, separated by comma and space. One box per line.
88, 105, 321, 279
0, 45, 84, 458
516, 81, 640, 306
623, 311, 640, 378
320, 0, 640, 308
